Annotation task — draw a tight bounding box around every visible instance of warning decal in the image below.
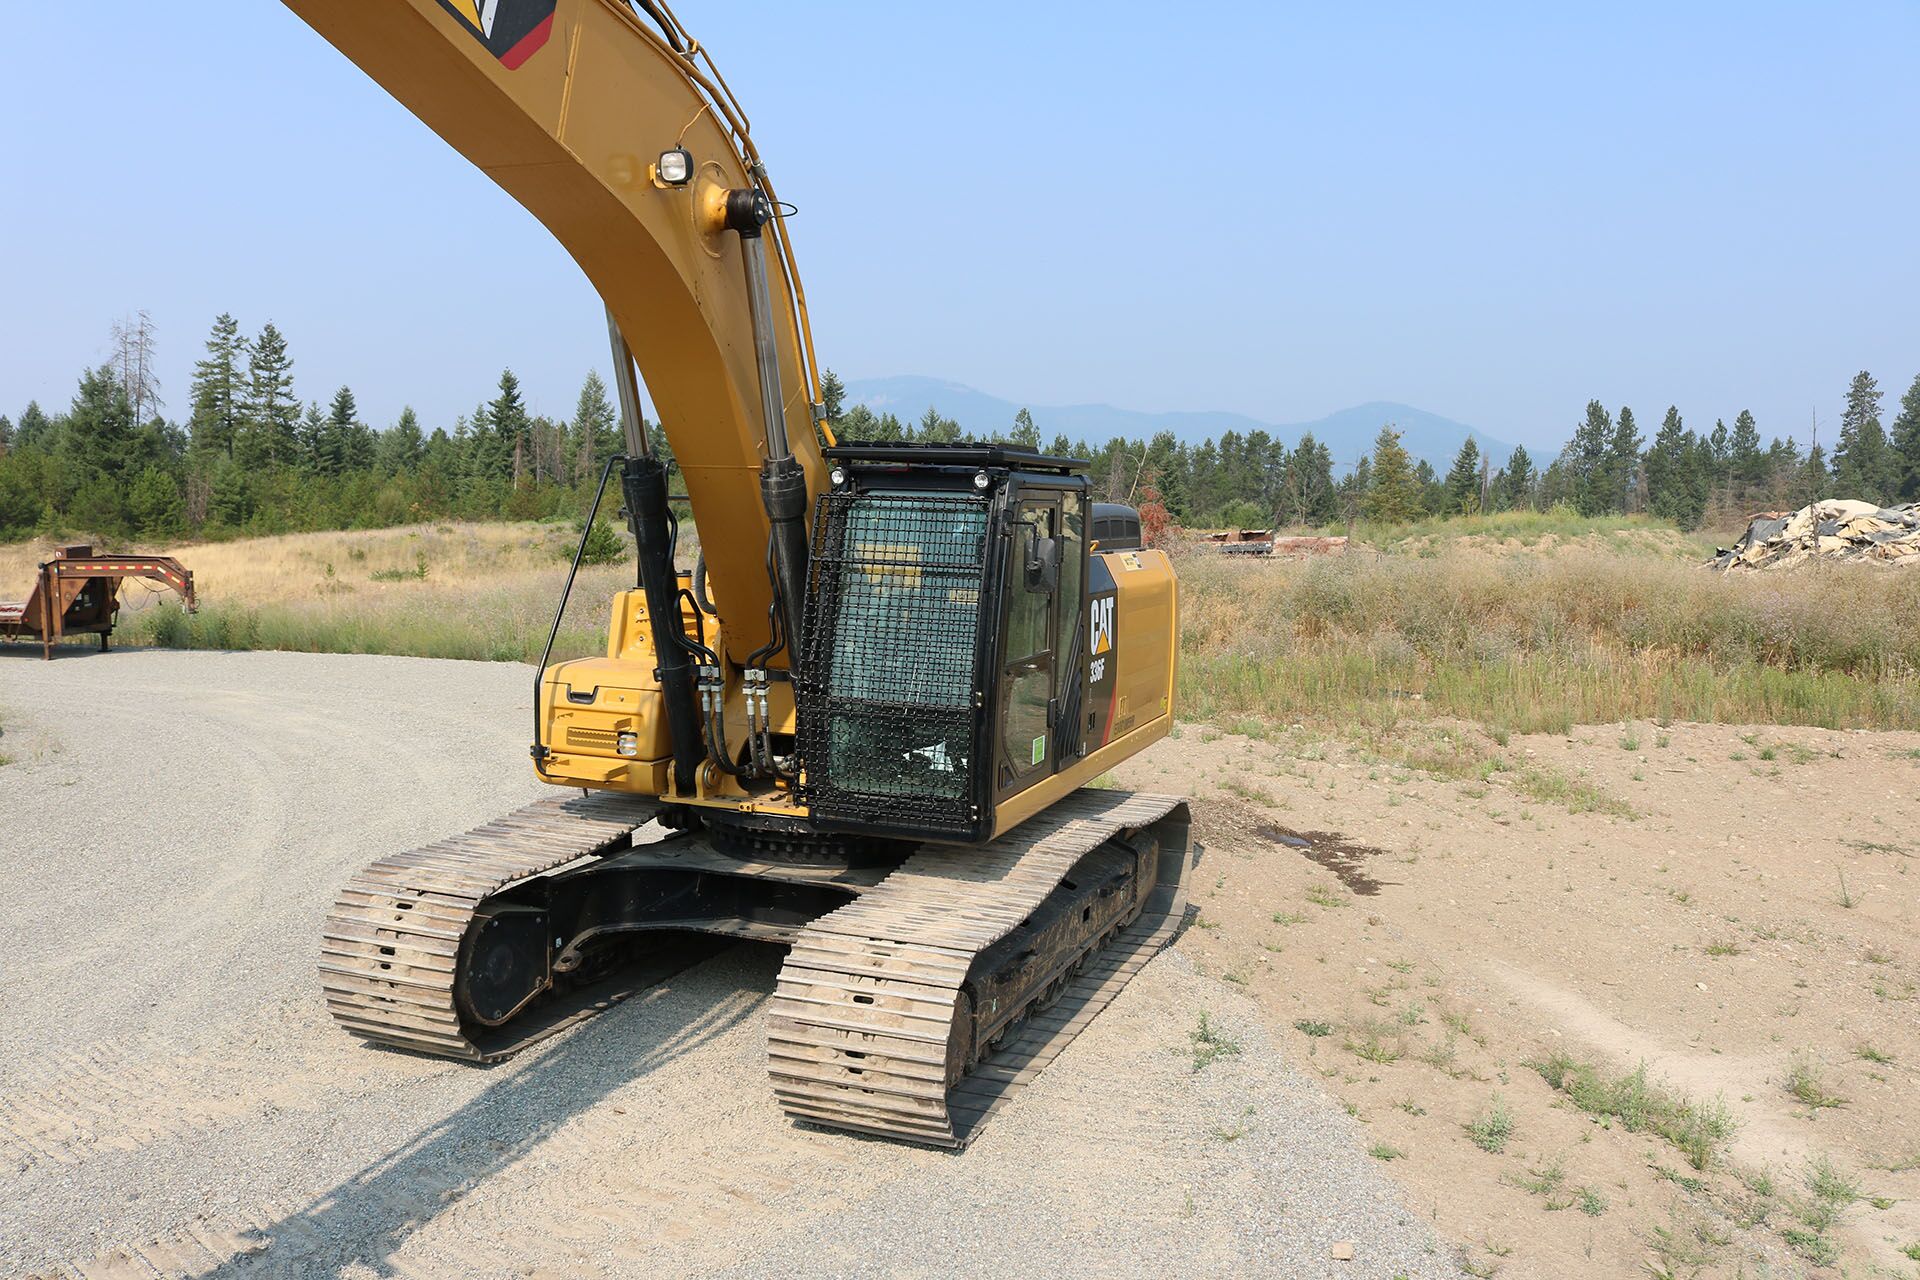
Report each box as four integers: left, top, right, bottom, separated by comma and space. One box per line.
436, 0, 558, 69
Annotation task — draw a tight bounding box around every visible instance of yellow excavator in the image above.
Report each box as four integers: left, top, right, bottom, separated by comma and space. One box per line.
297, 0, 1190, 1146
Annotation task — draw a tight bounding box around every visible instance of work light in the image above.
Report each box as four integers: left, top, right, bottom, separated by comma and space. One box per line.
656, 148, 692, 185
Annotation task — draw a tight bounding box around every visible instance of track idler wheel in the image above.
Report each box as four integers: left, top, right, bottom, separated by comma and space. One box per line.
453, 904, 550, 1028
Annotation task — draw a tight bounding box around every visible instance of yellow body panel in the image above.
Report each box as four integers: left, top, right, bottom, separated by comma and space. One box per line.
990, 548, 1178, 838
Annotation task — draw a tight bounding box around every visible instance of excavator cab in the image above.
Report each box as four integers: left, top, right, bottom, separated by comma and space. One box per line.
796, 443, 1094, 844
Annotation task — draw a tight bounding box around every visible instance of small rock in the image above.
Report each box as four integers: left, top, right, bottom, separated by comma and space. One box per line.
1330, 1240, 1355, 1261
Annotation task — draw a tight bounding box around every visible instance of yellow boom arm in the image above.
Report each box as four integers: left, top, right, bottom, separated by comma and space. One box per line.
281, 0, 826, 661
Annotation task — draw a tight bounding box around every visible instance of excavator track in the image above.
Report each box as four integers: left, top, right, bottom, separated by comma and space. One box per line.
320, 792, 660, 1061
768, 791, 1193, 1146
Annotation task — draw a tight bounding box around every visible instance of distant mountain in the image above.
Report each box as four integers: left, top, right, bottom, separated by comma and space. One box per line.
843, 376, 1513, 473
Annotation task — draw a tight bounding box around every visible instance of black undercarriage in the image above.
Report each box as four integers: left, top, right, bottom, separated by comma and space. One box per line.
451, 817, 1161, 1083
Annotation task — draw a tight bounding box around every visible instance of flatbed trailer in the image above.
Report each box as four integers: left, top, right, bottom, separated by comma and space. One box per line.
0, 545, 195, 659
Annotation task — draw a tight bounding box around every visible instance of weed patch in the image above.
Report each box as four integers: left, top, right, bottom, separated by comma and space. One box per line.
1465, 1096, 1514, 1153
1530, 1051, 1736, 1169
1188, 1011, 1241, 1072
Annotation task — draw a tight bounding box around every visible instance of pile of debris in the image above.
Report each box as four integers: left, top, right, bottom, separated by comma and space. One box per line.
1710, 499, 1920, 571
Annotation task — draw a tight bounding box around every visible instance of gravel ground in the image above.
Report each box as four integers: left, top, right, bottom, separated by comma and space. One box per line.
0, 648, 1462, 1279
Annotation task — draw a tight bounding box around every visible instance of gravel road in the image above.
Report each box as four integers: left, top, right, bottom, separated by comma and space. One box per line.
0, 649, 1461, 1279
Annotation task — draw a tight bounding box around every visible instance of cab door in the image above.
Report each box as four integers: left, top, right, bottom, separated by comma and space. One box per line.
993, 488, 1090, 803
995, 496, 1061, 801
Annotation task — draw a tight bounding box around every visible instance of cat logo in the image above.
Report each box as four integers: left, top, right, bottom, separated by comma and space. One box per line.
1090, 595, 1115, 657
436, 0, 558, 69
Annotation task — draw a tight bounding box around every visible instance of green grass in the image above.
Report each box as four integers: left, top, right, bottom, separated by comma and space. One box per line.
1530, 1051, 1737, 1169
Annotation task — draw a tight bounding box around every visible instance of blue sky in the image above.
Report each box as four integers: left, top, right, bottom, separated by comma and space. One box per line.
2, 2, 1916, 451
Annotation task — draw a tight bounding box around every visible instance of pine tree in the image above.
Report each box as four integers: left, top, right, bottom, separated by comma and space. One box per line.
189, 313, 246, 459
917, 406, 961, 443
1363, 426, 1419, 524
818, 368, 846, 423
62, 365, 139, 485
297, 403, 328, 475
488, 370, 531, 484
1833, 371, 1892, 502
1443, 436, 1482, 514
1728, 409, 1763, 496
570, 370, 619, 482
1890, 373, 1920, 502
14, 402, 51, 450
1413, 459, 1443, 516
1500, 444, 1536, 510
381, 406, 425, 475
1675, 434, 1713, 530
1009, 408, 1040, 449
129, 465, 185, 536
1601, 406, 1642, 514
1798, 443, 1831, 505
1568, 401, 1612, 515
239, 321, 298, 468
1282, 431, 1336, 525
1644, 407, 1689, 523
311, 385, 359, 477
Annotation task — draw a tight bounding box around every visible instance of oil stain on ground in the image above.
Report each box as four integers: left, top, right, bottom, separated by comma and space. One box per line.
1255, 825, 1394, 896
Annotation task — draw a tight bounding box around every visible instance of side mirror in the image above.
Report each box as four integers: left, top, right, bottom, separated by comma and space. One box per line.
1025, 535, 1062, 593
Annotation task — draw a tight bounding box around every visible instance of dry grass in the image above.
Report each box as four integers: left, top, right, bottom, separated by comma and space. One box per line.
1, 523, 681, 665
1178, 541, 1920, 733
13, 515, 1920, 737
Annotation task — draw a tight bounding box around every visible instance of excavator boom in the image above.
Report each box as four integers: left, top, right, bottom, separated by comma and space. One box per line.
282, 0, 822, 662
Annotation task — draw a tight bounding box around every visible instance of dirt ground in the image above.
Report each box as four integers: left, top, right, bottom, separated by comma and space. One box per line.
1111, 718, 1920, 1278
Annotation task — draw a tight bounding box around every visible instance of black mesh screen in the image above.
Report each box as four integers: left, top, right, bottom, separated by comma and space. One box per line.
797, 489, 991, 838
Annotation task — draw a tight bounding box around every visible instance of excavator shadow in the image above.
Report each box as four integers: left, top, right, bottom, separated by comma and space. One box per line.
190, 942, 774, 1279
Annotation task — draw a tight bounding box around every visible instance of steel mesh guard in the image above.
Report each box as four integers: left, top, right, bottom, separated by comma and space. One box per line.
798, 490, 991, 837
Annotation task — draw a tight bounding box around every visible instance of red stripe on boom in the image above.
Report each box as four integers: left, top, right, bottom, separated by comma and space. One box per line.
499, 14, 554, 69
